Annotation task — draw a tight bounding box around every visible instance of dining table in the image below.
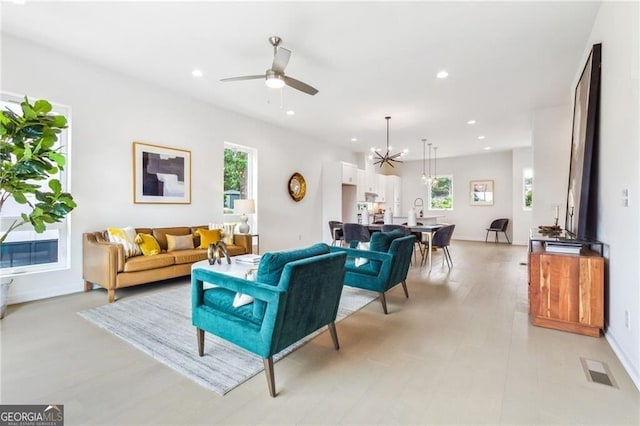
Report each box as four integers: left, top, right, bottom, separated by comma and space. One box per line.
338, 223, 444, 271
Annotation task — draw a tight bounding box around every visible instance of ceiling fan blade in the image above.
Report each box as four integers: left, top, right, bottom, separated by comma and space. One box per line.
272, 47, 291, 73
220, 75, 264, 82
283, 76, 319, 95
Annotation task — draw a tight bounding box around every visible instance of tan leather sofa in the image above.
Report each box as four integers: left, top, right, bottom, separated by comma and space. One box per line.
83, 226, 252, 303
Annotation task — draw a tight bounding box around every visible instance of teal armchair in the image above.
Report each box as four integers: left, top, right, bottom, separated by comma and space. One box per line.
192, 243, 347, 397
331, 230, 415, 314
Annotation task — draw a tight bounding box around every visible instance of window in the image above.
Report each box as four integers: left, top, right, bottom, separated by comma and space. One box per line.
0, 93, 72, 276
223, 142, 256, 214
428, 175, 453, 210
523, 168, 533, 210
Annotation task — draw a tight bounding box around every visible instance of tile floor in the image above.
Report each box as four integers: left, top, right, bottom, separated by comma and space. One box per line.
1, 241, 639, 425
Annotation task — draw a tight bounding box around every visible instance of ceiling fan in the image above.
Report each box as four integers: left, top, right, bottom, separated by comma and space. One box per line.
220, 36, 318, 96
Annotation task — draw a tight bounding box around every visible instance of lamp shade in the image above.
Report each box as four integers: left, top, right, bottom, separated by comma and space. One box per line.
234, 199, 255, 215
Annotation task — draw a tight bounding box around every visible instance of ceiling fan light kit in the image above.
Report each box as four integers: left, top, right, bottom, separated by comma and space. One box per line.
221, 36, 318, 96
372, 116, 404, 168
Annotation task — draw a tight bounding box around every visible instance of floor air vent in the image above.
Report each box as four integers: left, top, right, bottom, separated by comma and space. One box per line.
581, 358, 617, 388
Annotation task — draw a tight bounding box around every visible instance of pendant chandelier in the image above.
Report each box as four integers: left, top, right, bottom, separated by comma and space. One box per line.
421, 139, 428, 184
422, 141, 438, 184
372, 116, 404, 168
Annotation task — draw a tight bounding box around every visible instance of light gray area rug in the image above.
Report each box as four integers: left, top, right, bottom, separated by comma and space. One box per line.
78, 285, 376, 395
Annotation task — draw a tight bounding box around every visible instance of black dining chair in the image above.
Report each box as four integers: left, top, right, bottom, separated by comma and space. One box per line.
485, 218, 510, 244
342, 223, 371, 247
421, 224, 456, 268
328, 221, 344, 246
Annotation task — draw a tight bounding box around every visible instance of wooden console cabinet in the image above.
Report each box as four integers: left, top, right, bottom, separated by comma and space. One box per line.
528, 235, 604, 337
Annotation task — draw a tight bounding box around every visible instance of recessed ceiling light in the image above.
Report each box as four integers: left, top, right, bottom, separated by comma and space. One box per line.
467, 120, 476, 125
286, 110, 295, 116
484, 146, 491, 150
478, 135, 486, 140
191, 69, 203, 78
351, 138, 358, 142
436, 70, 449, 79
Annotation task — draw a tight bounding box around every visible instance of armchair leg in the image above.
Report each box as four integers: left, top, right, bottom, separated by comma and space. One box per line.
197, 328, 204, 356
263, 357, 276, 397
485, 231, 489, 243
504, 232, 511, 244
401, 281, 409, 298
379, 292, 389, 315
328, 322, 340, 350
84, 281, 92, 292
108, 289, 115, 303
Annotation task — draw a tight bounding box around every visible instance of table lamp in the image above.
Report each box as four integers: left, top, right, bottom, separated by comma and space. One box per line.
234, 199, 255, 234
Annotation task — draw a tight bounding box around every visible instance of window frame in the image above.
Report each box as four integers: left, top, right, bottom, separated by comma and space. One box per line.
427, 174, 454, 211
0, 92, 72, 277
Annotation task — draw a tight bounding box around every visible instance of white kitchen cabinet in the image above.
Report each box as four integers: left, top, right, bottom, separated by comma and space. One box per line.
376, 174, 387, 203
356, 169, 366, 201
341, 162, 357, 185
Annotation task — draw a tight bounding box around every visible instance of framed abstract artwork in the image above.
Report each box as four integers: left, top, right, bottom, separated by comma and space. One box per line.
133, 142, 191, 204
470, 180, 494, 206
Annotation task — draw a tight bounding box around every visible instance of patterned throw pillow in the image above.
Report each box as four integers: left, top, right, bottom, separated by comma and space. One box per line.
166, 234, 194, 252
107, 227, 142, 258
222, 223, 235, 245
195, 229, 222, 249
134, 233, 161, 256
355, 242, 370, 267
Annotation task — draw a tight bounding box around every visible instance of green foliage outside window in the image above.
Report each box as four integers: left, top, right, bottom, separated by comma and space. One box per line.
523, 171, 533, 210
430, 176, 452, 210
223, 148, 248, 210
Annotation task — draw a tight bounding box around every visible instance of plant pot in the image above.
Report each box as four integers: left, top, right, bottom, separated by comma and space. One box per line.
0, 278, 13, 319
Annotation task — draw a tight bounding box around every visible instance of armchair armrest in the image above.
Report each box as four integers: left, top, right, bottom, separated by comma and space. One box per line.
82, 232, 124, 291
232, 234, 252, 254
191, 268, 283, 307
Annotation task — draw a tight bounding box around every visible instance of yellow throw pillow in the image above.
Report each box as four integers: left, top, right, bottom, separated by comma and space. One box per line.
135, 233, 161, 256
195, 228, 222, 249
107, 226, 142, 258
166, 234, 194, 252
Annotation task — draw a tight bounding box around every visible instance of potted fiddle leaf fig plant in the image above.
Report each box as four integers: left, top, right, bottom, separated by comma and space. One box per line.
0, 97, 77, 318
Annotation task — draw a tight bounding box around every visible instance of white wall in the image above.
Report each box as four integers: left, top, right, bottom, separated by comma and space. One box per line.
2, 35, 353, 304
511, 148, 534, 245
398, 151, 514, 242
584, 1, 640, 389
531, 105, 572, 228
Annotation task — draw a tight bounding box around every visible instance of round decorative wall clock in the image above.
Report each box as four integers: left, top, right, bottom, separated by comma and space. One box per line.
288, 172, 306, 202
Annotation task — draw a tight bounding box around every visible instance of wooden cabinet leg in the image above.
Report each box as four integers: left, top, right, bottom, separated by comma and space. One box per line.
84, 281, 92, 292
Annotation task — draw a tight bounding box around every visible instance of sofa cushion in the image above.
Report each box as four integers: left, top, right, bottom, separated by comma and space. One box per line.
166, 234, 195, 252
172, 248, 208, 265
123, 253, 175, 273
153, 227, 191, 251
226, 244, 247, 256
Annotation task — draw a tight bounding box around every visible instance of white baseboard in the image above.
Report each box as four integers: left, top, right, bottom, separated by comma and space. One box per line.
605, 330, 640, 391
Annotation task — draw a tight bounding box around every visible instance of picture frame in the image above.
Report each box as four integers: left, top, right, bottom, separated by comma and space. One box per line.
565, 43, 601, 239
470, 180, 494, 206
133, 142, 191, 204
